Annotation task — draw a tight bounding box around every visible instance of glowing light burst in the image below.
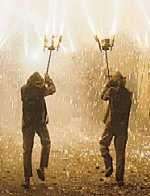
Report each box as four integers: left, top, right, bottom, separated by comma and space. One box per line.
133, 1, 150, 49
82, 0, 119, 38
137, 0, 150, 27
82, 0, 96, 34
111, 0, 120, 36
52, 0, 57, 34
10, 0, 66, 69
67, 32, 76, 53
46, 0, 65, 35
100, 0, 120, 37
1, 0, 150, 56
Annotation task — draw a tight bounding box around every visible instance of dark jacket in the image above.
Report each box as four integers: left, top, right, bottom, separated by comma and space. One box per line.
101, 85, 132, 134
21, 78, 56, 128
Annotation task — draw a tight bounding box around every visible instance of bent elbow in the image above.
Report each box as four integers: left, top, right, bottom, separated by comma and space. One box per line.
101, 95, 108, 101
47, 85, 56, 95
51, 86, 56, 95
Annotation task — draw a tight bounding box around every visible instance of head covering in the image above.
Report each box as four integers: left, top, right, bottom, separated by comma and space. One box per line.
27, 72, 44, 87
111, 71, 126, 81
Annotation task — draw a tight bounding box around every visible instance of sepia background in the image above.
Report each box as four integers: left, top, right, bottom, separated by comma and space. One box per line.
0, 0, 149, 195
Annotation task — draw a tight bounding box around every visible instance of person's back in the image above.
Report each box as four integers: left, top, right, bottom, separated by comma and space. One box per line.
21, 72, 56, 189
109, 86, 132, 135
21, 85, 47, 128
100, 71, 132, 186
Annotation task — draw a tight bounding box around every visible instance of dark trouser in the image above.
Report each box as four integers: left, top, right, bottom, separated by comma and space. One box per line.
22, 125, 51, 178
99, 125, 128, 182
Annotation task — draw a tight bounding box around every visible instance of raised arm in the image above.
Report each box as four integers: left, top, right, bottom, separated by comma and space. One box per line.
101, 80, 116, 101
101, 86, 111, 101
43, 74, 56, 96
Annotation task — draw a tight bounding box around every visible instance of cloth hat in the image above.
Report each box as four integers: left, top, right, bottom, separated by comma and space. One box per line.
111, 71, 126, 81
27, 72, 44, 87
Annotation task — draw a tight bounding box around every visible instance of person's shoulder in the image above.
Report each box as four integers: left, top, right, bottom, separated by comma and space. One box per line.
106, 86, 118, 95
33, 85, 46, 97
123, 87, 130, 93
111, 86, 120, 93
21, 84, 27, 92
21, 84, 27, 100
124, 88, 133, 98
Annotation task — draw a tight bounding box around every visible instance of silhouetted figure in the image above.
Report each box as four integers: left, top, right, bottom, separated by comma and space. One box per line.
21, 72, 56, 189
99, 71, 132, 186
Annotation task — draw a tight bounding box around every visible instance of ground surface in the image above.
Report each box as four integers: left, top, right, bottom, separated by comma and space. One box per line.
0, 129, 150, 196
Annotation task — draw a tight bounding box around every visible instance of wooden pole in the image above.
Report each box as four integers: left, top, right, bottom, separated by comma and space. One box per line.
105, 50, 110, 80
46, 50, 52, 74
